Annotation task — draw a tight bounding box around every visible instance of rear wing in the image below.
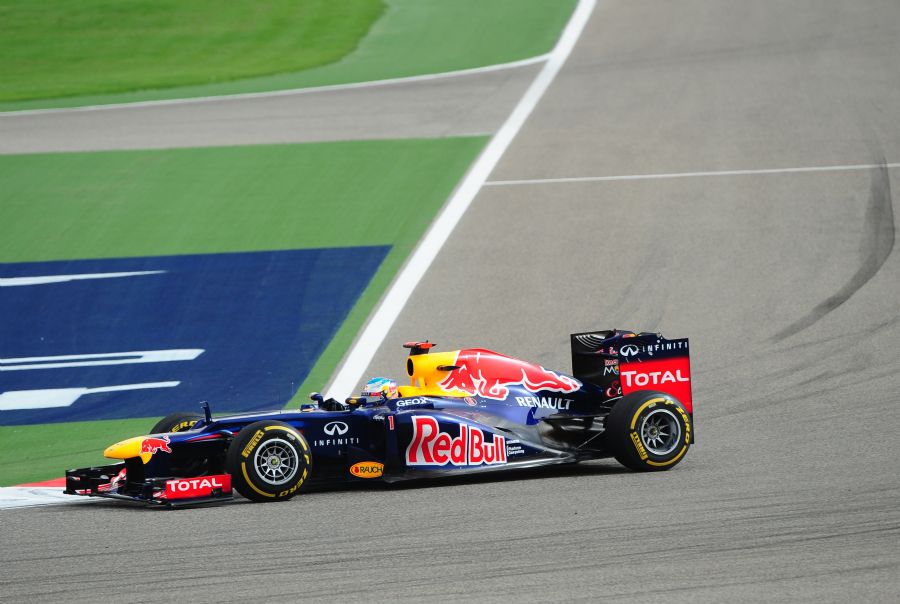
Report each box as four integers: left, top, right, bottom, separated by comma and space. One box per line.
571, 330, 693, 413
617, 337, 692, 413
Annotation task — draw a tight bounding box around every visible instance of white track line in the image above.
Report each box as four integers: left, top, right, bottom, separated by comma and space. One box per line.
326, 0, 597, 399
484, 162, 900, 186
0, 54, 549, 117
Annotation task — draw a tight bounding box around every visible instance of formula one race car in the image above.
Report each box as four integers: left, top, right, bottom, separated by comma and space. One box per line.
65, 329, 694, 506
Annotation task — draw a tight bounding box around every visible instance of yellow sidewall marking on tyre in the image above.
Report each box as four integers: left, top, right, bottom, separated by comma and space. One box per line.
629, 431, 649, 460
628, 397, 690, 465
630, 397, 666, 430
241, 462, 275, 498
263, 425, 304, 441
647, 444, 688, 467
676, 405, 691, 443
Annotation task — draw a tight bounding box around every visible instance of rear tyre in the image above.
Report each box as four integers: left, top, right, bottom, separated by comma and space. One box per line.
150, 412, 203, 434
606, 391, 691, 471
226, 420, 312, 502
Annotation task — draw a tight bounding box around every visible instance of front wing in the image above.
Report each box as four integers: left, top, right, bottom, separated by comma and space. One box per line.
65, 463, 233, 507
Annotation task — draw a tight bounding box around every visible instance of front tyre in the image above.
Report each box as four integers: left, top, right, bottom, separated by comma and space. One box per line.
150, 412, 204, 434
226, 420, 312, 502
149, 412, 211, 476
606, 391, 691, 471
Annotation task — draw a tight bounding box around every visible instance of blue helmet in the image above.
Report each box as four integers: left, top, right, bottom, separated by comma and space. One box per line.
361, 377, 398, 399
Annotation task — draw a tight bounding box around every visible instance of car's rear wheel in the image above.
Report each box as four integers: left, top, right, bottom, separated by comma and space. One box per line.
606, 391, 691, 471
150, 412, 203, 434
226, 420, 312, 502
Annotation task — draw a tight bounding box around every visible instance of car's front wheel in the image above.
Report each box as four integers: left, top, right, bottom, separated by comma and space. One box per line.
226, 420, 312, 502
149, 412, 203, 434
606, 391, 691, 471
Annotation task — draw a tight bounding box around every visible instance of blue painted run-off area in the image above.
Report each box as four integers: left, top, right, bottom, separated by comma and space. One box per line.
0, 247, 389, 425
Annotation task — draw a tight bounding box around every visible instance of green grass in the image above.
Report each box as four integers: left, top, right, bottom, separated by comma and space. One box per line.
0, 139, 484, 262
0, 417, 154, 486
0, 0, 384, 102
0, 0, 577, 111
0, 136, 487, 485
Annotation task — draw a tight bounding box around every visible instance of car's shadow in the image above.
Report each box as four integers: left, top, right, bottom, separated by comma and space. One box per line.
384, 459, 630, 491
63, 461, 631, 510
286, 459, 632, 501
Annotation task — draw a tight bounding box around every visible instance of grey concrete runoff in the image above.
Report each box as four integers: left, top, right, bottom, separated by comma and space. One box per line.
0, 64, 538, 154
4, 0, 900, 601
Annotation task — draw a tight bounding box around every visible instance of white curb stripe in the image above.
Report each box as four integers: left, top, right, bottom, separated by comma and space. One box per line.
325, 0, 597, 399
0, 487, 94, 509
0, 54, 550, 117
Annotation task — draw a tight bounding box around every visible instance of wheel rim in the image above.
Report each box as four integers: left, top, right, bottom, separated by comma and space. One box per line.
639, 408, 681, 456
253, 438, 299, 485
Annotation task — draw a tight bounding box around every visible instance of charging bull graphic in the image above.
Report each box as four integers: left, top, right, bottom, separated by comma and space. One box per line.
140, 435, 172, 454
438, 349, 581, 400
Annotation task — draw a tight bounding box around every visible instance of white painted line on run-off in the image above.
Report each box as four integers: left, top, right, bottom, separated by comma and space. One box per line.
0, 270, 165, 287
0, 54, 549, 117
326, 0, 598, 399
1, 349, 204, 371
0, 381, 180, 410
484, 162, 900, 186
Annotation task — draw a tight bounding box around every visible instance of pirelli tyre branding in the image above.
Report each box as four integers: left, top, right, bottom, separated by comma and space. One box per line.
630, 431, 649, 461
170, 419, 199, 432
241, 429, 265, 458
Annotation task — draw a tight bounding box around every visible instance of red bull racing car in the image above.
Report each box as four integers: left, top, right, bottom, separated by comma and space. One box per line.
64, 329, 694, 506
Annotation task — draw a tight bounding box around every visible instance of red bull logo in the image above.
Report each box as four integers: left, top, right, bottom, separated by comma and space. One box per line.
406, 416, 507, 467
140, 435, 172, 455
437, 349, 581, 400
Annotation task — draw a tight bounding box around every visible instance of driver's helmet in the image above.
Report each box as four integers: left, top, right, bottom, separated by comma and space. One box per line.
361, 377, 398, 399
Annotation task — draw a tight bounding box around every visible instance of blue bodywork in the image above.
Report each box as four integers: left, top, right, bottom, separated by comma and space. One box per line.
140, 380, 610, 490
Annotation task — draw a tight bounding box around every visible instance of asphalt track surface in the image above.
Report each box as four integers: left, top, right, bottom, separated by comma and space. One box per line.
4, 0, 900, 601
